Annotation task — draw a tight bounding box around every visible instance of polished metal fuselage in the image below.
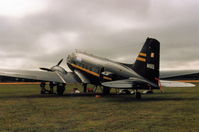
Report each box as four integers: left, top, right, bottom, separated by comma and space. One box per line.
66, 51, 143, 84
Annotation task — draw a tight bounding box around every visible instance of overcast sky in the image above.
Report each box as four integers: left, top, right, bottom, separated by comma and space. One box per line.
0, 0, 198, 71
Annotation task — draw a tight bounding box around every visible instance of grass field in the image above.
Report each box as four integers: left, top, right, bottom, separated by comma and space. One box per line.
0, 84, 199, 132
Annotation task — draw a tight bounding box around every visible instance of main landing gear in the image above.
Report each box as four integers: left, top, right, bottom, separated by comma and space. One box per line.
56, 83, 66, 96
135, 90, 141, 99
83, 83, 87, 93
40, 82, 66, 96
103, 86, 111, 95
133, 83, 142, 99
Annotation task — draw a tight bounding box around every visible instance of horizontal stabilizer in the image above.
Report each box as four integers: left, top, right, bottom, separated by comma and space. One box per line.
160, 80, 195, 87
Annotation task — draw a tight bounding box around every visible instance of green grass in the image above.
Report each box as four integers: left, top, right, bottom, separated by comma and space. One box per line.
0, 84, 199, 132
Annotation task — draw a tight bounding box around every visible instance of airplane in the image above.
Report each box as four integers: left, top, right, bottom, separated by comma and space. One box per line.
0, 37, 198, 99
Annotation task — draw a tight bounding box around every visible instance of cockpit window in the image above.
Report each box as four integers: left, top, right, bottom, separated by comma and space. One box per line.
67, 52, 77, 63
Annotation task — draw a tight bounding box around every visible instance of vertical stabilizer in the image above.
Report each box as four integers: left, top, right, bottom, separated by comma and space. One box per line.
133, 38, 160, 85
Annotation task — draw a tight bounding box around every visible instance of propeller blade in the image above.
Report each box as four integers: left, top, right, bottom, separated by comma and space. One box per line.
40, 58, 63, 72
40, 68, 53, 72
56, 58, 63, 66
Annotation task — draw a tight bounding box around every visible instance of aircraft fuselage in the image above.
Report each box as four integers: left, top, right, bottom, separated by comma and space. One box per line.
66, 51, 142, 85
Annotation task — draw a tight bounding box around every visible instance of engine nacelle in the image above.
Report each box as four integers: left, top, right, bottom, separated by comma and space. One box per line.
51, 66, 67, 74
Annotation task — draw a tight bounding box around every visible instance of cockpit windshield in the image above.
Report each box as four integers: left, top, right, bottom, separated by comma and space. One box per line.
67, 52, 76, 63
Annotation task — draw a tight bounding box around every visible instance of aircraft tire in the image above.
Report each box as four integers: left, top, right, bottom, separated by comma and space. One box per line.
57, 84, 65, 96
135, 92, 141, 99
103, 86, 111, 95
83, 83, 87, 93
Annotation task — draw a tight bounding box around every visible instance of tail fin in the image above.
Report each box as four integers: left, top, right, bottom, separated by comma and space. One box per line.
133, 38, 160, 86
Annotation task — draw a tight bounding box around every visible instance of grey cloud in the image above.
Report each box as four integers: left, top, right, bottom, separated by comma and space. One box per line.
0, 0, 198, 70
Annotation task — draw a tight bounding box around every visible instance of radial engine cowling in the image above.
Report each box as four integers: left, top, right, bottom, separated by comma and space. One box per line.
40, 59, 67, 74
51, 66, 67, 74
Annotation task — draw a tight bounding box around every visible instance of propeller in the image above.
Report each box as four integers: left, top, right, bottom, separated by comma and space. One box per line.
40, 58, 63, 72
40, 68, 53, 72
56, 58, 63, 66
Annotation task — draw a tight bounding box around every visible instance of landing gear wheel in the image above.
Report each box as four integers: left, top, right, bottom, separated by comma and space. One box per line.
135, 92, 141, 99
49, 82, 54, 94
103, 87, 111, 95
56, 83, 65, 96
83, 83, 87, 93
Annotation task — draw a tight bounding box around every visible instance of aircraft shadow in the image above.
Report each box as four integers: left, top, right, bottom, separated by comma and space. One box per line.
104, 96, 199, 102
0, 93, 199, 102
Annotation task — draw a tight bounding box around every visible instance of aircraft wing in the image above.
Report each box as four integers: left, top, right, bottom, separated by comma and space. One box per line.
101, 78, 158, 89
160, 70, 199, 79
159, 80, 195, 87
0, 69, 81, 83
